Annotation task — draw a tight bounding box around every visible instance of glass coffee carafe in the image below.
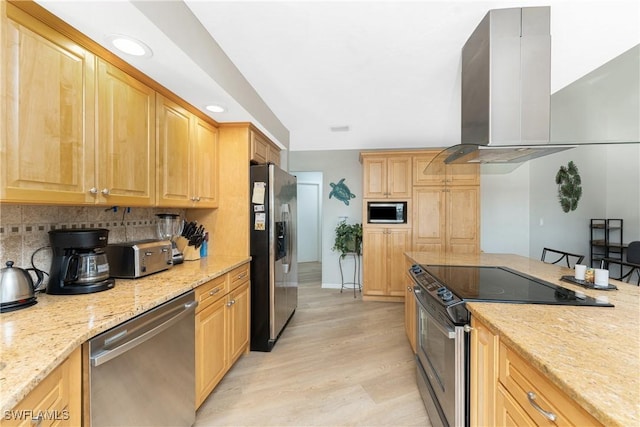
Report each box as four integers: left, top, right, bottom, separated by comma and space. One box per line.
156, 213, 184, 264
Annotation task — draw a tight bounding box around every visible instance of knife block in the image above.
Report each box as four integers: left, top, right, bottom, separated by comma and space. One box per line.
182, 244, 201, 261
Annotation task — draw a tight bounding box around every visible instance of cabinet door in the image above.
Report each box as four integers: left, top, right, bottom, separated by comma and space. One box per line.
404, 269, 416, 353
2, 5, 95, 204
227, 281, 250, 365
470, 318, 498, 427
446, 163, 480, 186
250, 131, 268, 164
496, 384, 537, 427
195, 297, 227, 409
7, 347, 81, 427
387, 228, 411, 296
412, 187, 446, 253
362, 228, 387, 295
268, 145, 281, 167
192, 118, 218, 208
387, 156, 411, 198
97, 60, 155, 206
446, 186, 479, 254
156, 95, 192, 207
363, 157, 387, 198
413, 152, 443, 186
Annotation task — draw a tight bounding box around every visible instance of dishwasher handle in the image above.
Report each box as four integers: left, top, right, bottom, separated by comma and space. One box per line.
91, 300, 198, 367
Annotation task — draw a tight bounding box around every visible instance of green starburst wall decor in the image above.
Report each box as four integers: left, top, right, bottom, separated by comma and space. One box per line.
555, 161, 582, 213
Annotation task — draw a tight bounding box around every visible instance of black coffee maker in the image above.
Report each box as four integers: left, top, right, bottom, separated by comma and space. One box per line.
47, 229, 115, 295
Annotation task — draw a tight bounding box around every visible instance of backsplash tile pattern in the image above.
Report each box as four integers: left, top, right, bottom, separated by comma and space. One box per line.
0, 205, 185, 278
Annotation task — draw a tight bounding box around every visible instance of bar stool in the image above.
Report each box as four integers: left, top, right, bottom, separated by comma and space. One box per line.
339, 252, 361, 298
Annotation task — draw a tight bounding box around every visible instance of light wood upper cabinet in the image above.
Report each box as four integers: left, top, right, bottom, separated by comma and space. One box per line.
1, 4, 96, 204
362, 227, 411, 299
413, 186, 479, 254
413, 151, 480, 187
193, 118, 219, 208
156, 95, 218, 208
7, 347, 81, 427
362, 154, 411, 198
250, 130, 280, 167
96, 60, 155, 206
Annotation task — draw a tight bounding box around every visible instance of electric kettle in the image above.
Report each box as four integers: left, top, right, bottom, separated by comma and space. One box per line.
0, 261, 44, 312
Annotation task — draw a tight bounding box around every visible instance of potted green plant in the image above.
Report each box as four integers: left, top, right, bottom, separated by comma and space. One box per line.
332, 221, 362, 257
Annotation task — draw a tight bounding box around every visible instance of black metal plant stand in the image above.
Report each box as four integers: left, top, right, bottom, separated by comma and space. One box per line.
339, 252, 361, 298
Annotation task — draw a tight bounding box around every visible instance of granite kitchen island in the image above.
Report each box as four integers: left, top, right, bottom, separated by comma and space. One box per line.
405, 251, 639, 427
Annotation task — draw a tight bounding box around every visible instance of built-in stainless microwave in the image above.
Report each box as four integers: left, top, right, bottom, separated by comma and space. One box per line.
367, 202, 407, 224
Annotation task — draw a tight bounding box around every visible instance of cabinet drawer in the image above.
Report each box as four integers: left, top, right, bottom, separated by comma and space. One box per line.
195, 275, 227, 312
229, 263, 250, 291
499, 343, 602, 426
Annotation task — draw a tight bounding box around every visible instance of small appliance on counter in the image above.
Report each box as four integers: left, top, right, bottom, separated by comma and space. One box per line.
156, 213, 184, 264
0, 261, 44, 312
47, 229, 115, 295
106, 240, 173, 278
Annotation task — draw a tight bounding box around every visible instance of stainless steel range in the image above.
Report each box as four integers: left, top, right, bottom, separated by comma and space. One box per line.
408, 264, 613, 427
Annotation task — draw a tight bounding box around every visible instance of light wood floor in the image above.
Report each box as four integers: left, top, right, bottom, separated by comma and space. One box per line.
194, 262, 430, 426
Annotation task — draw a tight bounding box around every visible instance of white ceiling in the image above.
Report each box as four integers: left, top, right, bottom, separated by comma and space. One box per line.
37, 1, 640, 152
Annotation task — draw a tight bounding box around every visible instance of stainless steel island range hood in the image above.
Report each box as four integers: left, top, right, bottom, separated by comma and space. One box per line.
446, 6, 575, 165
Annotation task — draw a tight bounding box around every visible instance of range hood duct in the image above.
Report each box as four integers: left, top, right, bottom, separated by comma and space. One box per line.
447, 6, 574, 165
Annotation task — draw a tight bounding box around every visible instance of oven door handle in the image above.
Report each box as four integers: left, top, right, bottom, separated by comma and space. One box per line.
414, 287, 456, 339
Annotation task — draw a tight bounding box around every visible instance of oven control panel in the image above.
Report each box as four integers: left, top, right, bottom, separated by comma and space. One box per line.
409, 264, 462, 306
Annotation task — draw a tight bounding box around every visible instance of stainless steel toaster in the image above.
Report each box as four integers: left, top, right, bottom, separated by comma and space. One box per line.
106, 240, 173, 278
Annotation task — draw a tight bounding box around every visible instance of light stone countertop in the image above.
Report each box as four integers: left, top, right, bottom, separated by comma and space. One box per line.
405, 251, 640, 427
0, 255, 250, 413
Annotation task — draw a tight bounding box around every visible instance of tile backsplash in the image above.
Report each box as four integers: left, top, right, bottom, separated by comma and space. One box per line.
0, 205, 185, 282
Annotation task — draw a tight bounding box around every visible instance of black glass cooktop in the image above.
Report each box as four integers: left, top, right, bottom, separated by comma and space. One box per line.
423, 265, 613, 307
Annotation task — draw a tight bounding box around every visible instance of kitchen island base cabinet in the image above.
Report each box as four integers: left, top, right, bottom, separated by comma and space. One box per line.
195, 263, 250, 409
471, 317, 603, 427
403, 261, 417, 353
6, 347, 81, 427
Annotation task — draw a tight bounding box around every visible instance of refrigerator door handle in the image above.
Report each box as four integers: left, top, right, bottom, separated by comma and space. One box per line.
282, 204, 291, 274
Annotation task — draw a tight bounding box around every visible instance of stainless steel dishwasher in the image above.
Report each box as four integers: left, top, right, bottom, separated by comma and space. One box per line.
85, 291, 197, 426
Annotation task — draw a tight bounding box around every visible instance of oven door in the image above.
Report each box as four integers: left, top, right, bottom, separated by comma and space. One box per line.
414, 286, 467, 427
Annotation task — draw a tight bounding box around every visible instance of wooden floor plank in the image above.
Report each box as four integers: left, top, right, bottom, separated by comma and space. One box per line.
194, 262, 430, 426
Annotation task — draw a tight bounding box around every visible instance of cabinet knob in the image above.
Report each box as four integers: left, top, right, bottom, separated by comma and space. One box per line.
89, 187, 98, 195
191, 196, 201, 202
101, 188, 110, 196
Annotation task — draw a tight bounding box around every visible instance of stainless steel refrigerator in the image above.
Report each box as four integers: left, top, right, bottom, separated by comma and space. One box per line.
249, 164, 297, 351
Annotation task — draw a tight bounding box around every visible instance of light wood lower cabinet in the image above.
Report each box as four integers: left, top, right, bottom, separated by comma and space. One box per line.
195, 263, 250, 408
6, 347, 81, 427
470, 317, 498, 427
362, 227, 411, 301
403, 263, 416, 353
471, 317, 603, 427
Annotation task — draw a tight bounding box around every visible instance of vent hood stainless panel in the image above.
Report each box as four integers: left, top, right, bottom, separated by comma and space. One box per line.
447, 6, 576, 165
461, 6, 551, 147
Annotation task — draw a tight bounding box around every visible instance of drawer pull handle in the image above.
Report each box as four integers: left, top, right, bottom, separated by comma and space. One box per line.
209, 288, 221, 296
527, 391, 557, 421
237, 272, 247, 279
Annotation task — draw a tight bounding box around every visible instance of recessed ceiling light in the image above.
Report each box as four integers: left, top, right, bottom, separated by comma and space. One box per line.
106, 34, 153, 58
205, 105, 226, 113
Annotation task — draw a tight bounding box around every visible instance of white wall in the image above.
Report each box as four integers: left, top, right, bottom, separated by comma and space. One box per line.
290, 150, 363, 287
482, 143, 640, 264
